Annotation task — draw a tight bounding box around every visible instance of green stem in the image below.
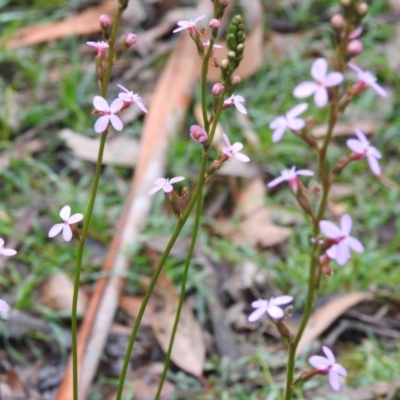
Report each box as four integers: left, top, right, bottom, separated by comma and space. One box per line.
70, 5, 126, 400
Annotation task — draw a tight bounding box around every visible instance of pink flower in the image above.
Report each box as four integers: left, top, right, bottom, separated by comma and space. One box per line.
172, 15, 206, 34
0, 238, 17, 257
269, 103, 308, 142
203, 40, 223, 49
309, 346, 347, 392
223, 94, 247, 114
293, 58, 344, 107
117, 84, 148, 113
48, 206, 84, 242
319, 214, 364, 266
148, 177, 185, 195
125, 33, 138, 47
190, 125, 208, 143
209, 18, 221, 30
0, 299, 10, 319
348, 63, 387, 97
222, 133, 250, 162
86, 41, 109, 57
268, 166, 314, 192
248, 295, 293, 321
346, 128, 382, 175
93, 96, 124, 133
212, 83, 224, 95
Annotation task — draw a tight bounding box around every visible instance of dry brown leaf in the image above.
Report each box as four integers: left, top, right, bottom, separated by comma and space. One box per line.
329, 183, 355, 200
327, 200, 348, 216
265, 32, 303, 63
38, 273, 88, 315
6, 0, 115, 48
0, 139, 47, 170
150, 273, 205, 377
312, 120, 377, 139
59, 129, 139, 166
119, 295, 154, 327
291, 292, 372, 356
0, 370, 27, 399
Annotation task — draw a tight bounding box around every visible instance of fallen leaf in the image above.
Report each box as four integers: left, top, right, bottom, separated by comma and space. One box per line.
59, 129, 139, 166
150, 273, 205, 377
329, 183, 355, 200
37, 273, 89, 315
312, 120, 377, 139
0, 370, 26, 399
0, 139, 47, 170
119, 295, 154, 327
289, 292, 372, 356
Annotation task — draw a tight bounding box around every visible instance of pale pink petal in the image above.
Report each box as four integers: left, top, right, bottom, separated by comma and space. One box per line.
172, 25, 188, 33
68, 213, 84, 224
319, 221, 342, 238
60, 206, 71, 221
0, 238, 4, 247
109, 98, 124, 113
328, 370, 341, 391
251, 299, 268, 308
367, 154, 381, 175
269, 116, 286, 130
273, 295, 293, 305
346, 139, 365, 154
48, 223, 64, 238
296, 169, 314, 176
231, 142, 244, 152
267, 304, 284, 319
94, 115, 110, 133
135, 98, 148, 113
272, 125, 287, 143
333, 363, 347, 376
93, 96, 109, 112
193, 15, 206, 23
248, 307, 267, 322
336, 241, 350, 265
154, 178, 167, 186
117, 84, 129, 94
347, 237, 364, 253
0, 299, 9, 310
287, 118, 305, 131
233, 152, 250, 162
311, 58, 328, 81
148, 186, 163, 195
109, 115, 123, 131
354, 128, 369, 144
234, 101, 247, 114
314, 87, 328, 108
222, 133, 231, 147
162, 182, 173, 192
348, 62, 363, 74
326, 244, 337, 260
62, 225, 73, 242
286, 103, 308, 119
309, 355, 331, 370
169, 176, 185, 184
340, 214, 352, 235
1, 248, 17, 256
369, 147, 382, 159
293, 81, 317, 98
323, 72, 344, 87
268, 175, 286, 188
369, 81, 387, 97
322, 346, 336, 363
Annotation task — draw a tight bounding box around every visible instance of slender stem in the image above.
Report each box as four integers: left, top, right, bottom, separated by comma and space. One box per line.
70, 5, 126, 399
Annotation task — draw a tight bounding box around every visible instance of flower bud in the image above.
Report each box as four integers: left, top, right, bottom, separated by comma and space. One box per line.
330, 14, 344, 30
347, 40, 363, 56
340, 0, 351, 6
220, 0, 229, 5
357, 2, 368, 16
190, 125, 208, 143
209, 18, 221, 30
231, 75, 241, 86
212, 82, 224, 95
220, 59, 229, 69
99, 14, 111, 29
125, 33, 138, 47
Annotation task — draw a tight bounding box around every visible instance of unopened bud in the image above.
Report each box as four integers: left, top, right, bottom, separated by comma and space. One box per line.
220, 0, 229, 5
209, 18, 221, 30
231, 75, 241, 86
340, 0, 351, 6
330, 14, 344, 30
100, 14, 111, 29
212, 82, 224, 95
356, 2, 368, 16
190, 125, 208, 143
220, 59, 229, 69
347, 40, 363, 56
125, 33, 138, 47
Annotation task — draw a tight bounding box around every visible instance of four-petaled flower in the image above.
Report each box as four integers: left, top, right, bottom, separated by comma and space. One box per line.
48, 206, 84, 242
117, 84, 148, 114
248, 295, 293, 322
346, 128, 382, 175
222, 133, 250, 162
86, 41, 109, 57
0, 238, 17, 257
268, 166, 314, 192
293, 58, 344, 107
319, 214, 364, 266
93, 96, 124, 133
172, 15, 206, 34
148, 177, 185, 195
223, 94, 247, 114
309, 346, 347, 392
269, 103, 308, 142
348, 63, 387, 97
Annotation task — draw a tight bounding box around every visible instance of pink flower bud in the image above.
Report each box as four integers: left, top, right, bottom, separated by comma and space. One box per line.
125, 33, 138, 47
212, 83, 224, 95
330, 14, 343, 30
99, 14, 111, 29
190, 125, 208, 143
209, 18, 221, 30
231, 75, 241, 86
220, 0, 229, 5
347, 40, 363, 56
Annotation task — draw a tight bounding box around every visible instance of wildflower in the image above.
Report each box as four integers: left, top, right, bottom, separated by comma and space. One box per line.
209, 19, 221, 30
0, 299, 10, 319
172, 15, 206, 34
86, 41, 109, 57
223, 94, 247, 114
348, 63, 387, 97
48, 206, 84, 242
0, 238, 17, 257
248, 295, 293, 322
268, 166, 314, 192
293, 58, 344, 107
203, 40, 223, 49
99, 15, 111, 29
212, 83, 224, 95
148, 177, 185, 195
309, 346, 347, 392
190, 125, 208, 143
269, 103, 308, 142
93, 96, 124, 133
117, 84, 148, 113
346, 128, 381, 175
319, 214, 364, 266
222, 133, 250, 162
